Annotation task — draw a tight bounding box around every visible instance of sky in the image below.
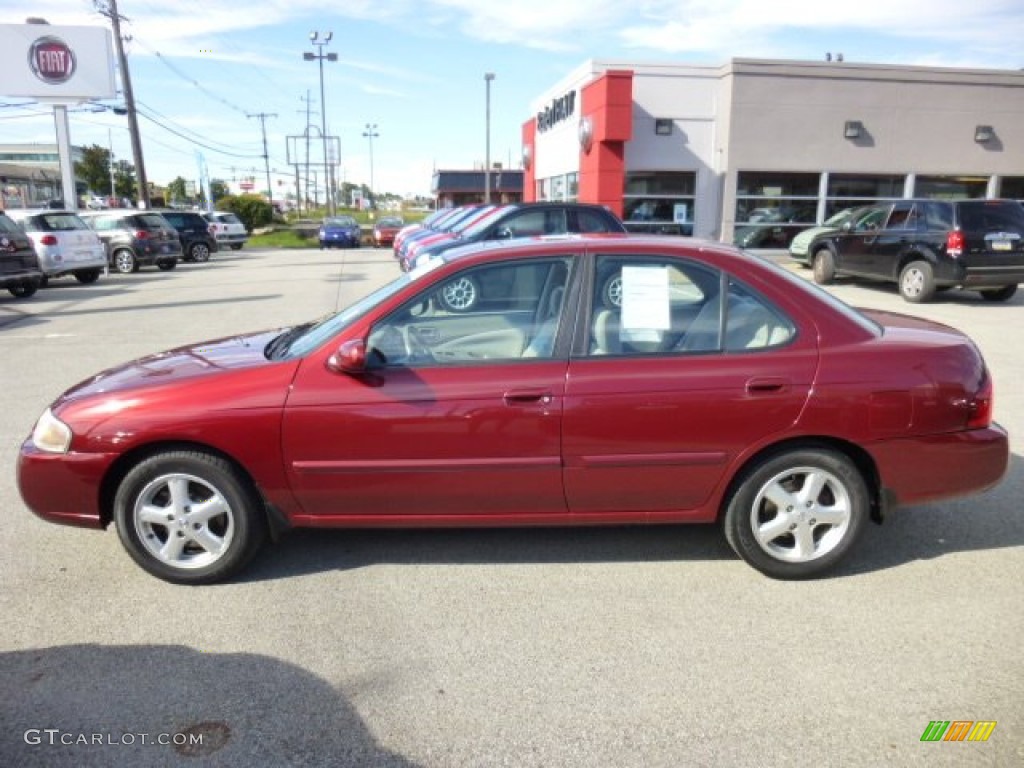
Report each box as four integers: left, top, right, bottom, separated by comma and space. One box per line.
2, 0, 1023, 200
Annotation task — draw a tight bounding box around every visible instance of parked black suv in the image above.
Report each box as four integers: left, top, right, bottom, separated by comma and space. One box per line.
80, 211, 182, 273
157, 209, 218, 262
806, 198, 1024, 303
0, 211, 44, 298
404, 202, 627, 271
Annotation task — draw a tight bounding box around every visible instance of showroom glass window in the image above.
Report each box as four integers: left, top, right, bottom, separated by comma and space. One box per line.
368, 257, 573, 365
824, 174, 905, 218
622, 172, 695, 236
586, 254, 794, 357
734, 172, 818, 248
914, 175, 989, 199
1001, 177, 1024, 200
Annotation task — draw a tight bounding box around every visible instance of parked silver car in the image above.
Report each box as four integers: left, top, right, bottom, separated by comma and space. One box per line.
6, 209, 107, 285
202, 211, 248, 250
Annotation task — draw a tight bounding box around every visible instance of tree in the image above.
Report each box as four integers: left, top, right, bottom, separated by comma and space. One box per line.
216, 194, 271, 232
113, 160, 136, 200
74, 144, 113, 194
210, 179, 230, 201
167, 176, 188, 204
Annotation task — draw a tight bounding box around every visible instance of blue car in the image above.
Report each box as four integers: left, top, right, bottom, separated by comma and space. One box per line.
319, 216, 362, 249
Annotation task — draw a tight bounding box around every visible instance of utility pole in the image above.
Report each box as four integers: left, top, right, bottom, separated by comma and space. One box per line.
95, 0, 150, 208
247, 112, 277, 207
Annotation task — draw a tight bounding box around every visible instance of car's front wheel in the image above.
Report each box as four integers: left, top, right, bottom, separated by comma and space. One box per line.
113, 250, 136, 274
8, 282, 38, 299
189, 242, 211, 262
811, 247, 836, 284
723, 446, 869, 579
437, 275, 480, 312
980, 284, 1017, 302
157, 259, 178, 271
113, 451, 267, 584
899, 260, 936, 303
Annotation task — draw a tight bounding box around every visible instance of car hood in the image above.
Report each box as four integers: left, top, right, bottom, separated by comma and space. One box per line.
790, 226, 836, 250
54, 329, 288, 406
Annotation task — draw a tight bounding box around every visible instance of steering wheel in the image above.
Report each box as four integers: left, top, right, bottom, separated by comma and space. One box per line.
402, 325, 435, 362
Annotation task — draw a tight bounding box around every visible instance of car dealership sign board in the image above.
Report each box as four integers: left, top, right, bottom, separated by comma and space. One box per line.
0, 24, 115, 101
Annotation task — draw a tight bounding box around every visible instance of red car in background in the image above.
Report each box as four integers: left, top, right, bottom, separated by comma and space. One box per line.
17, 235, 1008, 584
372, 216, 404, 247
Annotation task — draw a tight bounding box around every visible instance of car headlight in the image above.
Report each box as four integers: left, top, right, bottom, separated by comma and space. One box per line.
31, 408, 72, 454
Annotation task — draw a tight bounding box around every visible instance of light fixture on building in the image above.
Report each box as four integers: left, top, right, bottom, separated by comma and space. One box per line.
843, 120, 863, 139
521, 144, 532, 170
974, 125, 995, 143
655, 118, 673, 136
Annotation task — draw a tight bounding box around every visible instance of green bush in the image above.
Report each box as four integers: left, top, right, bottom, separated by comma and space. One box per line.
215, 194, 273, 232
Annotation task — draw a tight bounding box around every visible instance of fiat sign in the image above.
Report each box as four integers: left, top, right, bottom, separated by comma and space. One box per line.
29, 36, 77, 84
0, 24, 115, 100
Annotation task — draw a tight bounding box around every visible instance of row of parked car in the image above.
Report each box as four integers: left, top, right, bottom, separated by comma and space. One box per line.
392, 202, 628, 273
0, 207, 248, 299
786, 198, 1024, 303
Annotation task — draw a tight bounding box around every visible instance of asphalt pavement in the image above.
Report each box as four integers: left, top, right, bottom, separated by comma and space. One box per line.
0, 246, 1021, 767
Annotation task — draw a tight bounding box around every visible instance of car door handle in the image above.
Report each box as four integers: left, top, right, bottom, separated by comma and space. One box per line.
746, 377, 790, 394
503, 389, 553, 405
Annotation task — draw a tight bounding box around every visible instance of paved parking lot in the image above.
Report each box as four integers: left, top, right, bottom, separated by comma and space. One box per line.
1, 246, 1021, 767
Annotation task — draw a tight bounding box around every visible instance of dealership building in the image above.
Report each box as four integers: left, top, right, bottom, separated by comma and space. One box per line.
521, 58, 1024, 246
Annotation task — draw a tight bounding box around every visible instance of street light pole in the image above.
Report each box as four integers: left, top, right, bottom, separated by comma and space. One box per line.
484, 73, 495, 204
304, 32, 337, 216
362, 123, 378, 209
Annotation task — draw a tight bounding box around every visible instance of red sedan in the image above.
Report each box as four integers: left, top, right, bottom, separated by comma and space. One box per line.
17, 235, 1008, 584
372, 216, 405, 248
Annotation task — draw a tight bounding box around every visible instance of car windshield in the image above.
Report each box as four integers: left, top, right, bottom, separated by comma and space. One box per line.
277, 270, 422, 359
136, 214, 171, 229
324, 217, 357, 228
0, 215, 21, 233
457, 206, 512, 237
378, 217, 403, 227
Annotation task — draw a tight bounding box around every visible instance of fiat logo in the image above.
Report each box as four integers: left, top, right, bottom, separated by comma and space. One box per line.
29, 36, 77, 85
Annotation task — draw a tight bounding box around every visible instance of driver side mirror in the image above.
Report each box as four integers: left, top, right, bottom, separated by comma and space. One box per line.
493, 227, 514, 240
841, 221, 854, 232
327, 339, 368, 374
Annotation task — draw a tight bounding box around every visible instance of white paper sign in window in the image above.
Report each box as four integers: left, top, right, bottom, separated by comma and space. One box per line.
621, 266, 670, 332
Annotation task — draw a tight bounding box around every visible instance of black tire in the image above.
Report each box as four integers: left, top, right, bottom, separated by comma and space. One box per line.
189, 242, 211, 262
157, 259, 178, 271
723, 446, 869, 579
113, 250, 136, 274
980, 284, 1017, 302
811, 247, 836, 285
230, 244, 243, 251
8, 282, 38, 299
74, 269, 102, 284
39, 275, 50, 288
898, 260, 935, 303
437, 275, 480, 312
113, 451, 267, 584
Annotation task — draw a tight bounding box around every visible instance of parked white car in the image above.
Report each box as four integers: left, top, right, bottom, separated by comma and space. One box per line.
6, 209, 108, 284
202, 211, 248, 250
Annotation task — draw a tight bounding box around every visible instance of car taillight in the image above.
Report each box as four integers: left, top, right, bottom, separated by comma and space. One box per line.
40, 235, 58, 246
946, 230, 964, 258
967, 372, 993, 429
135, 230, 149, 240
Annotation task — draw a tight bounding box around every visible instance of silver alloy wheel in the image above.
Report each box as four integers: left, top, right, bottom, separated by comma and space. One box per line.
114, 251, 135, 274
191, 243, 210, 262
749, 465, 852, 563
132, 472, 235, 571
604, 275, 623, 307
440, 276, 479, 311
901, 266, 925, 298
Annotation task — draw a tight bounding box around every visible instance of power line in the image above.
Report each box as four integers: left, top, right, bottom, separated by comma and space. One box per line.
133, 107, 264, 160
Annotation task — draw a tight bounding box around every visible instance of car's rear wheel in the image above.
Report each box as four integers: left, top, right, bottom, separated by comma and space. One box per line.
74, 269, 102, 284
230, 244, 243, 251
811, 247, 836, 284
979, 284, 1017, 302
899, 260, 935, 303
113, 451, 267, 585
601, 274, 623, 308
157, 260, 177, 271
113, 250, 136, 274
437, 275, 480, 312
724, 447, 869, 579
8, 282, 38, 299
189, 242, 211, 262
